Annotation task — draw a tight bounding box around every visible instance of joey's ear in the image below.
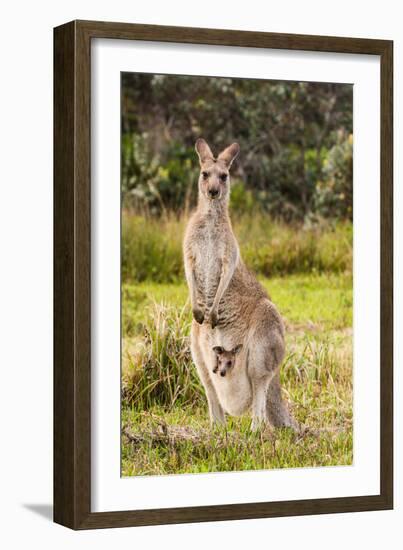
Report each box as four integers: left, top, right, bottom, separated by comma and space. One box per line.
233, 344, 243, 354
195, 138, 214, 164
212, 346, 224, 355
217, 142, 240, 168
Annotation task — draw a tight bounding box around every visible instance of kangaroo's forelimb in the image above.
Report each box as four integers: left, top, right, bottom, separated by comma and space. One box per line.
184, 252, 204, 324
208, 246, 238, 328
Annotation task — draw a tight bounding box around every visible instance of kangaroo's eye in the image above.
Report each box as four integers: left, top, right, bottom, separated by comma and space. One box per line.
219, 173, 228, 182
202, 171, 209, 179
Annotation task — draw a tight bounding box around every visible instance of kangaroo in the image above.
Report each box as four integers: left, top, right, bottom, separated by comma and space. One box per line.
212, 344, 243, 377
183, 138, 297, 431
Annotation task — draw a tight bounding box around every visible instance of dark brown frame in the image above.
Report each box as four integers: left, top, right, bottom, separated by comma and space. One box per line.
54, 20, 393, 530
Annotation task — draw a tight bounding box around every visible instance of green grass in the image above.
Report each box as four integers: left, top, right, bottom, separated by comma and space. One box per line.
122, 211, 352, 283
122, 273, 352, 337
121, 273, 353, 476
122, 406, 352, 475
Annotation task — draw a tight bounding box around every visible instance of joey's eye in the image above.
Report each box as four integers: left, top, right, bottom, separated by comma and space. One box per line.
219, 173, 228, 182
202, 171, 209, 179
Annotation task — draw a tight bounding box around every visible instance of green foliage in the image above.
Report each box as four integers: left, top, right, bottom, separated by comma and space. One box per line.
122, 75, 353, 221
121, 133, 158, 208
315, 131, 353, 220
122, 135, 199, 213
122, 212, 352, 283
229, 180, 256, 215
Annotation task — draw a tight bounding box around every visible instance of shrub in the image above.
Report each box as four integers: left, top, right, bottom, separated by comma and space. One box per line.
122, 136, 198, 214
122, 75, 353, 222
314, 132, 353, 220
229, 179, 256, 215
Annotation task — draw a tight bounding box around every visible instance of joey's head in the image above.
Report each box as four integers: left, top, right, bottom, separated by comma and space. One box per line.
212, 344, 243, 377
195, 139, 240, 202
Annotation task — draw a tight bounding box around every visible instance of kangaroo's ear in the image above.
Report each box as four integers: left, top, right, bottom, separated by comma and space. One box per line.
217, 142, 240, 168
195, 138, 214, 164
233, 344, 243, 354
212, 346, 224, 355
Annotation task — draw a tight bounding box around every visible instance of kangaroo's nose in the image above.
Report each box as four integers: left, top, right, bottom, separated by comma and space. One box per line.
220, 370, 226, 377
208, 188, 219, 198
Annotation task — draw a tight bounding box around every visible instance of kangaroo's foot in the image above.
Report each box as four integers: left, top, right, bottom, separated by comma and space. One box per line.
250, 374, 273, 432
251, 416, 268, 432
208, 399, 226, 427
266, 371, 299, 431
211, 414, 226, 428
267, 397, 299, 431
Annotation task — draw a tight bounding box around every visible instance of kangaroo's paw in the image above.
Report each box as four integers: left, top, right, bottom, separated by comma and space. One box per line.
207, 308, 219, 329
193, 308, 205, 324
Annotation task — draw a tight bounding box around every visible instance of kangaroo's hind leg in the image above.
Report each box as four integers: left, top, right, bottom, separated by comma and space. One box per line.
250, 372, 275, 431
248, 300, 298, 432
248, 341, 277, 431
190, 322, 225, 426
266, 371, 299, 430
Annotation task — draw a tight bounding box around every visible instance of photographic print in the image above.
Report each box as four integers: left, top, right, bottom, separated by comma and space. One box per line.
54, 20, 392, 528
120, 73, 353, 476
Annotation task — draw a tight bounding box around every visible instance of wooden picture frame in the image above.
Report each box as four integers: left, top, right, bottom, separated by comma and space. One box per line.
54, 19, 393, 530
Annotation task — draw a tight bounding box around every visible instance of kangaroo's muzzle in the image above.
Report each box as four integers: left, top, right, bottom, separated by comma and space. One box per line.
208, 187, 220, 199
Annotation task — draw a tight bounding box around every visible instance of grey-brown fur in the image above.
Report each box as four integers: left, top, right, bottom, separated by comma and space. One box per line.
212, 344, 243, 377
183, 139, 298, 431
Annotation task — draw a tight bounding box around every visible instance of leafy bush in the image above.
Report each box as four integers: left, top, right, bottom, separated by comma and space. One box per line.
314, 132, 353, 220
122, 75, 353, 221
229, 180, 256, 215
122, 136, 198, 214
122, 133, 159, 210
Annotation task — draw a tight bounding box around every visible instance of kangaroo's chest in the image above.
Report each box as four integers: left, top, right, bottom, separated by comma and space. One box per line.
193, 226, 224, 297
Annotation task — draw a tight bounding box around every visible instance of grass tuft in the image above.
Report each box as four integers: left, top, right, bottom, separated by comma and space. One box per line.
122, 301, 203, 410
